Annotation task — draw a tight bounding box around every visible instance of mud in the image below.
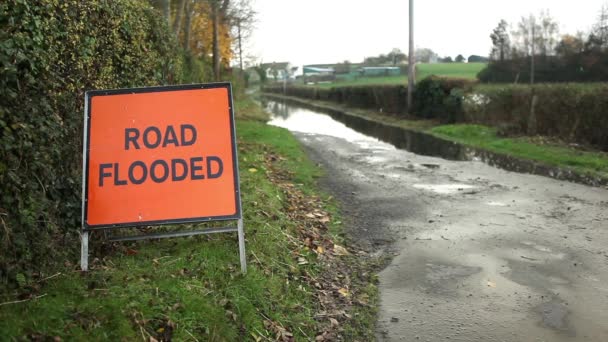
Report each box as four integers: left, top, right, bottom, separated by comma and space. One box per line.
264, 99, 608, 341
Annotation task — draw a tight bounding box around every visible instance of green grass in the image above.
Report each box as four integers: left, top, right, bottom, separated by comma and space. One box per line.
0, 98, 335, 341
430, 124, 608, 176
417, 62, 486, 80
309, 62, 486, 88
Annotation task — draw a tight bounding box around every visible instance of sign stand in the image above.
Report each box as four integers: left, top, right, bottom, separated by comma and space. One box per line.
81, 231, 89, 271
80, 83, 246, 274
80, 220, 246, 273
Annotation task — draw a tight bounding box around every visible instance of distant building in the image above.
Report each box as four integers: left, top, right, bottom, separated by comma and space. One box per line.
259, 62, 297, 81
302, 66, 336, 83
358, 66, 401, 77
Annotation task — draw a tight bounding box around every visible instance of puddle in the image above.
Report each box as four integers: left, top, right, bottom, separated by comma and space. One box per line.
535, 300, 574, 334
487, 201, 508, 206
413, 184, 475, 194
266, 100, 389, 147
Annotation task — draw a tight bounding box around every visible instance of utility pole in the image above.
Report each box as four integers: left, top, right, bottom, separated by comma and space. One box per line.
407, 0, 415, 113
530, 18, 535, 84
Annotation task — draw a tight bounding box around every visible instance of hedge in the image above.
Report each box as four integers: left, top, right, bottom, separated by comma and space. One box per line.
0, 0, 182, 286
263, 85, 408, 114
264, 80, 608, 151
464, 83, 608, 150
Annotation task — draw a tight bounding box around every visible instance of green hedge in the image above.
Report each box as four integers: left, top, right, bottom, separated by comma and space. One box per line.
413, 76, 475, 122
464, 84, 608, 150
0, 0, 182, 285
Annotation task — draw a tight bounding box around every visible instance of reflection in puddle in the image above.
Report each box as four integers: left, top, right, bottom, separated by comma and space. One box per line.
265, 100, 392, 149
413, 184, 475, 194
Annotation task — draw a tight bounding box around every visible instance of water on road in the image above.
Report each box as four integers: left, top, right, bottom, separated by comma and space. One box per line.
264, 99, 608, 341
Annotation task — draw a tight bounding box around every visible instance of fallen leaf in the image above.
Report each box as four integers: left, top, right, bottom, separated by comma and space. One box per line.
248, 168, 258, 173
329, 317, 339, 327
487, 280, 497, 288
319, 216, 330, 223
316, 246, 325, 254
125, 248, 138, 256
338, 288, 350, 297
333, 245, 350, 256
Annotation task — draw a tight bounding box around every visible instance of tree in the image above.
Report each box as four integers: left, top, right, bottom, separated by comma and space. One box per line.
439, 56, 453, 63
536, 10, 560, 56
512, 11, 559, 57
455, 54, 465, 62
415, 48, 437, 63
490, 19, 510, 61
589, 3, 608, 50
388, 48, 407, 65
229, 0, 256, 74
467, 55, 489, 63
555, 34, 584, 57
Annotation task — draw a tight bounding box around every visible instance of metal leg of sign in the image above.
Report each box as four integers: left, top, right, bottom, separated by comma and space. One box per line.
81, 231, 89, 272
237, 219, 247, 274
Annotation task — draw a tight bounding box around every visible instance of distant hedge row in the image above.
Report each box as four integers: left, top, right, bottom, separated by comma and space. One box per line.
264, 85, 409, 113
264, 80, 608, 151
0, 0, 182, 285
464, 84, 608, 150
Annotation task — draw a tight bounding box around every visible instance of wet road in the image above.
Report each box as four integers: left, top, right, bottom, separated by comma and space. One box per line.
264, 99, 608, 341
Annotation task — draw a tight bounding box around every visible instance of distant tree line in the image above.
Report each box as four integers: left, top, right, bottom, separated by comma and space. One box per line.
479, 4, 608, 82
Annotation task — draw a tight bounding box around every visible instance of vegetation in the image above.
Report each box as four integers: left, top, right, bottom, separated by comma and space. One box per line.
467, 83, 608, 150
0, 0, 183, 286
480, 5, 608, 82
0, 96, 378, 340
430, 124, 608, 177
263, 79, 608, 176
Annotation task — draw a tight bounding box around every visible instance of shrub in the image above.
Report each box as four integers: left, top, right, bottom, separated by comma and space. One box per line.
0, 0, 182, 286
413, 76, 475, 121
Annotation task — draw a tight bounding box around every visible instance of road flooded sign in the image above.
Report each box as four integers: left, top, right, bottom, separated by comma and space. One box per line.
82, 83, 241, 229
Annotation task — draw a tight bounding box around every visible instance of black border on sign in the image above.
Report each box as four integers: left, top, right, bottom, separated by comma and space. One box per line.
82, 82, 242, 230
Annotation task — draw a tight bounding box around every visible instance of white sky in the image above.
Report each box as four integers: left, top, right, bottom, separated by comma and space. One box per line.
249, 0, 606, 68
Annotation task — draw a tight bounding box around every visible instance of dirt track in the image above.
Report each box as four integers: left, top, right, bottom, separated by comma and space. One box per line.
266, 100, 608, 341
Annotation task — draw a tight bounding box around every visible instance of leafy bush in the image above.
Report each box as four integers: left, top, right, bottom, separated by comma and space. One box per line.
413, 76, 474, 121
0, 0, 182, 286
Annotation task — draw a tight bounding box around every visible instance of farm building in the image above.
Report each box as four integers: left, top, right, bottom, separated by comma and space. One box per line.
358, 66, 401, 76
260, 62, 298, 81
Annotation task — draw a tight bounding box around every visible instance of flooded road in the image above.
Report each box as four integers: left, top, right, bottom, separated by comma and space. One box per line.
263, 99, 608, 341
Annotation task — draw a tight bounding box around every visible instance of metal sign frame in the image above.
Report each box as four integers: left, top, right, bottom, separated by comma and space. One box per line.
80, 83, 246, 273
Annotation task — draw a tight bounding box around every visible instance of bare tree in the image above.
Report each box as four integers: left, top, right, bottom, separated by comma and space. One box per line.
230, 0, 256, 74
591, 3, 608, 49
172, 0, 187, 38
490, 19, 510, 61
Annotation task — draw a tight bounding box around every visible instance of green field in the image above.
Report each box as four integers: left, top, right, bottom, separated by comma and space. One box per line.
308, 62, 486, 88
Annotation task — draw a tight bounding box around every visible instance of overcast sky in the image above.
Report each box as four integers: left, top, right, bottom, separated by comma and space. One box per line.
249, 0, 607, 67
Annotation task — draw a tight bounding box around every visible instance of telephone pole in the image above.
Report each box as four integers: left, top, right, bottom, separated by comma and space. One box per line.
407, 0, 415, 113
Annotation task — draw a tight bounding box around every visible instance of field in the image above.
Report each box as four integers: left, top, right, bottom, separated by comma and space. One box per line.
308, 62, 486, 88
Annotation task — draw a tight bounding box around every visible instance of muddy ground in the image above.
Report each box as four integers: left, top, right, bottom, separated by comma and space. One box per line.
266, 101, 608, 341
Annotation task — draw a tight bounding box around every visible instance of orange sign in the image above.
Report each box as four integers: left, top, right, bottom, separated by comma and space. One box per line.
83, 83, 240, 229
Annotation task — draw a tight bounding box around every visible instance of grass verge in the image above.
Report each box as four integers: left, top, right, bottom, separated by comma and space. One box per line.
430, 124, 608, 178
0, 96, 379, 341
